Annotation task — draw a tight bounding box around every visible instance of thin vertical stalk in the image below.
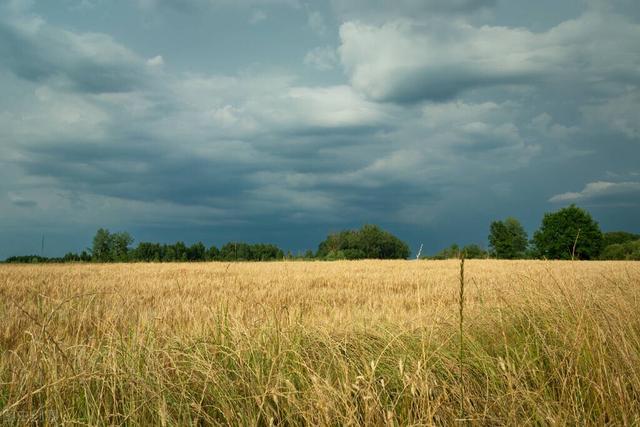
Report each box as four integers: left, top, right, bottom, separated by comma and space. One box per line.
459, 255, 465, 421
571, 228, 581, 261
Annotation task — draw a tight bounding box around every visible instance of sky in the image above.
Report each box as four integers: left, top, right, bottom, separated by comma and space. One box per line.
1, 0, 639, 258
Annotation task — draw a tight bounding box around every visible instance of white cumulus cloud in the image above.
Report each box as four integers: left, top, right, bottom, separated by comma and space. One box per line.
550, 181, 640, 203
338, 12, 640, 103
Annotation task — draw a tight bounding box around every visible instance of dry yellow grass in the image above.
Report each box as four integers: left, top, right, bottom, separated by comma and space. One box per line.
1, 260, 639, 425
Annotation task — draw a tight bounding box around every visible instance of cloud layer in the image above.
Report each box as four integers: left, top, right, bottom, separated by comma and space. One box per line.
1, 0, 639, 257
339, 11, 640, 103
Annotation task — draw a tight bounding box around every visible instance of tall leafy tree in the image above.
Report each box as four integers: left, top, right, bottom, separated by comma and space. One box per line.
163, 245, 177, 262
112, 232, 133, 262
187, 242, 206, 261
532, 205, 603, 260
488, 217, 528, 259
206, 245, 220, 261
174, 241, 188, 261
91, 229, 133, 262
133, 242, 162, 262
92, 228, 112, 262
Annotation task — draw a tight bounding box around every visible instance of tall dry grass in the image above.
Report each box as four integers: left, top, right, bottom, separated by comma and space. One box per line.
0, 260, 639, 425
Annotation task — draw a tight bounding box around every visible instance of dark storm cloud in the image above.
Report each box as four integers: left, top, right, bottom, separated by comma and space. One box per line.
8, 196, 37, 208
136, 0, 300, 13
1, 0, 640, 259
0, 10, 151, 94
330, 0, 497, 22
281, 123, 390, 138
16, 136, 260, 206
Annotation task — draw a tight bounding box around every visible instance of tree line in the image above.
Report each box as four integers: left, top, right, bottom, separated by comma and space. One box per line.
4, 224, 408, 263
428, 204, 639, 261
89, 228, 287, 262
3, 205, 639, 263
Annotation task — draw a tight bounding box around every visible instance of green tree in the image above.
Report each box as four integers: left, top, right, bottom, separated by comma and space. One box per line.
133, 242, 162, 262
92, 228, 113, 262
80, 250, 92, 262
252, 243, 284, 261
532, 205, 604, 260
430, 244, 460, 260
163, 245, 177, 262
427, 243, 486, 260
603, 231, 640, 247
316, 225, 410, 260
91, 229, 132, 262
62, 252, 81, 262
112, 232, 133, 262
219, 242, 248, 261
173, 242, 188, 261
462, 244, 488, 259
488, 217, 528, 259
206, 245, 220, 261
187, 242, 206, 261
600, 240, 640, 260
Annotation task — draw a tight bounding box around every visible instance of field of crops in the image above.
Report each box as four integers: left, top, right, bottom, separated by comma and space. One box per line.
1, 260, 639, 425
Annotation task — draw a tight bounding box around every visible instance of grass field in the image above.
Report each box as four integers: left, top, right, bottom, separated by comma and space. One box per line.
1, 260, 639, 425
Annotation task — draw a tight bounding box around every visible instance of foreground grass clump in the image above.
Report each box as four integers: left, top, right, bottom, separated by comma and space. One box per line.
1, 261, 639, 425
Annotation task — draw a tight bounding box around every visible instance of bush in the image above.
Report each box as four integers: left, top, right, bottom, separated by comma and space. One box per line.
428, 244, 487, 260
600, 240, 640, 260
603, 231, 640, 247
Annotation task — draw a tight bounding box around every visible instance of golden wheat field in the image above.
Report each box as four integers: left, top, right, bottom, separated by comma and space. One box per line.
1, 260, 639, 425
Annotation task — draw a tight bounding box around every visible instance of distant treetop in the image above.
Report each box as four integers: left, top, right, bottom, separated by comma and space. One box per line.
316, 224, 410, 260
